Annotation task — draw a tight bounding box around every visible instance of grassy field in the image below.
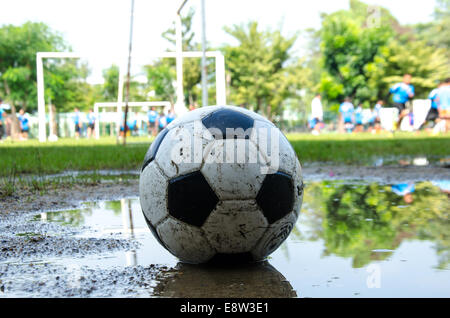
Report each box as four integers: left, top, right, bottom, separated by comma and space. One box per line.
1, 132, 450, 176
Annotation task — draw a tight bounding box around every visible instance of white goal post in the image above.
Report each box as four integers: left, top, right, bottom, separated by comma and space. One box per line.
93, 101, 171, 139
36, 52, 81, 142
36, 51, 227, 142
154, 51, 227, 110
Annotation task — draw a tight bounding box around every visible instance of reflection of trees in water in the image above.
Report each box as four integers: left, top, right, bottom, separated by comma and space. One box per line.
43, 207, 94, 227
104, 200, 123, 216
43, 200, 136, 226
153, 261, 297, 298
299, 181, 450, 269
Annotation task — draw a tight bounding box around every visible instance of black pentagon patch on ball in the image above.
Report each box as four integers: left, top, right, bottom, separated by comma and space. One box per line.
202, 108, 254, 140
168, 171, 219, 227
141, 128, 169, 172
256, 171, 295, 224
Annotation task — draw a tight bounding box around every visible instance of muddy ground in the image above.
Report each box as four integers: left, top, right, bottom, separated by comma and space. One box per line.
0, 165, 449, 297
2, 165, 449, 215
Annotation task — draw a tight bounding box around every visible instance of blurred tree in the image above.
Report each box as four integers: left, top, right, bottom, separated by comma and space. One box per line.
318, 0, 395, 107
223, 22, 308, 120
98, 64, 146, 106
370, 40, 450, 99
145, 61, 176, 105
317, 0, 450, 108
102, 64, 120, 101
44, 59, 91, 112
301, 181, 450, 269
0, 22, 90, 112
415, 0, 450, 59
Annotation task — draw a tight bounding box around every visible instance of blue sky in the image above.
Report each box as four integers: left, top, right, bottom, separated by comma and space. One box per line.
1, 0, 437, 83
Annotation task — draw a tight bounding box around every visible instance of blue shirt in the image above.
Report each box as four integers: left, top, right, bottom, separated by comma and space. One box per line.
308, 116, 318, 129
127, 119, 137, 130
428, 88, 439, 109
158, 116, 167, 129
370, 103, 382, 123
374, 103, 382, 117
390, 83, 415, 104
148, 110, 158, 123
0, 108, 3, 121
18, 114, 29, 130
87, 113, 96, 125
339, 102, 354, 122
391, 183, 415, 196
166, 113, 176, 124
436, 86, 450, 110
73, 112, 80, 125
355, 107, 363, 124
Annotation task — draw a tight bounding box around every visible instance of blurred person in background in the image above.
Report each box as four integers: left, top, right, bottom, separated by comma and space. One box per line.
436, 78, 450, 133
157, 111, 167, 133
354, 104, 364, 133
18, 108, 30, 140
391, 182, 415, 204
389, 74, 415, 130
310, 94, 323, 135
119, 112, 126, 137
86, 109, 96, 139
127, 112, 138, 136
72, 108, 82, 139
166, 108, 176, 125
339, 97, 355, 133
0, 98, 4, 140
421, 82, 443, 130
147, 106, 158, 137
369, 100, 383, 133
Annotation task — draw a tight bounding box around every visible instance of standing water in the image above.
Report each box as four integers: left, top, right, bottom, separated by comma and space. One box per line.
1, 180, 449, 297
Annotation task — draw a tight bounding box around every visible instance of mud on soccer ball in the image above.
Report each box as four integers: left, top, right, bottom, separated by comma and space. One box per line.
139, 105, 304, 264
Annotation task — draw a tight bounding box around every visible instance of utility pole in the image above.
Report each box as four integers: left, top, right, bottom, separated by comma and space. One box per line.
201, 0, 208, 107
122, 0, 135, 146
174, 0, 189, 116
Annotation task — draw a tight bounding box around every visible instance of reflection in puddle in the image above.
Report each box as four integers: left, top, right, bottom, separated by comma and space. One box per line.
154, 262, 297, 298
373, 156, 450, 168
28, 180, 450, 297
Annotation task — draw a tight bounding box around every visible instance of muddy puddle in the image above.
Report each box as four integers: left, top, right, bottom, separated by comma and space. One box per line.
370, 155, 450, 168
1, 179, 449, 298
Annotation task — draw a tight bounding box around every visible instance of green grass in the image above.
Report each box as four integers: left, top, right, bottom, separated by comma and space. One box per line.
287, 132, 450, 165
0, 137, 151, 176
0, 133, 449, 177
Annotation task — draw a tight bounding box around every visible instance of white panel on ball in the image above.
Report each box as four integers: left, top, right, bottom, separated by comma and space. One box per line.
157, 217, 216, 264
201, 139, 266, 200
250, 120, 297, 175
139, 162, 169, 225
155, 121, 214, 179
203, 200, 268, 254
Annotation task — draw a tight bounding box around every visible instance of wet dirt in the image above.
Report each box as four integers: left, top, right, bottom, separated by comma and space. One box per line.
2, 165, 449, 215
0, 165, 449, 298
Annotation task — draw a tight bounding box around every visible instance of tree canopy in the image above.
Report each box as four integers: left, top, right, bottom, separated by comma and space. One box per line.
1, 0, 449, 122
315, 0, 450, 109
223, 22, 308, 119
0, 22, 89, 112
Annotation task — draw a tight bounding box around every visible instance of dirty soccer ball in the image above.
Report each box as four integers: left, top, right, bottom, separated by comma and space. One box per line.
139, 105, 304, 264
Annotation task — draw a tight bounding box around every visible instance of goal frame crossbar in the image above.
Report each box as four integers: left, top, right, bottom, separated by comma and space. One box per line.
36, 51, 226, 142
